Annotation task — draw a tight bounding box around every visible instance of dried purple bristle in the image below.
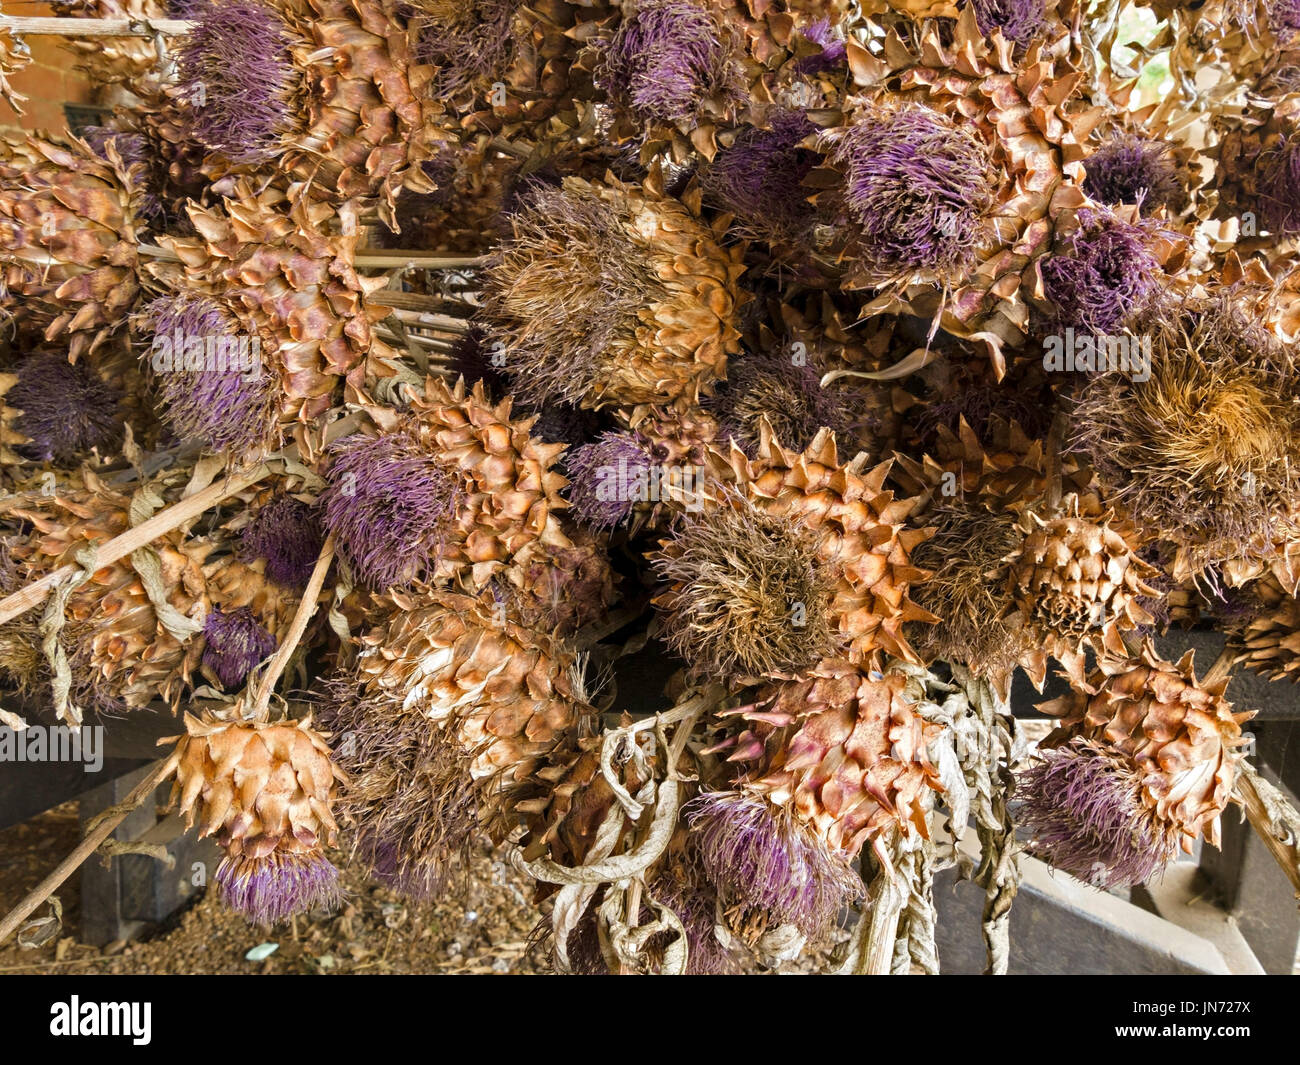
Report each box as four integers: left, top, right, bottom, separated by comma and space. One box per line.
321, 432, 464, 590
795, 18, 847, 74
597, 0, 737, 124
142, 295, 278, 455
701, 110, 820, 241
564, 431, 657, 529
706, 345, 852, 454
414, 0, 518, 100
686, 791, 863, 938
9, 353, 122, 464
1040, 208, 1162, 334
1084, 134, 1186, 216
832, 104, 995, 275
216, 851, 343, 925
1017, 739, 1176, 889
914, 382, 1052, 443
1268, 0, 1300, 41
203, 606, 276, 689
178, 0, 296, 163
240, 496, 324, 588
960, 0, 1047, 47
1258, 135, 1300, 237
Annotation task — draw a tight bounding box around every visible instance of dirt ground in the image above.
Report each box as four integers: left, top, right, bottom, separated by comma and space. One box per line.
0, 804, 843, 974
0, 802, 548, 975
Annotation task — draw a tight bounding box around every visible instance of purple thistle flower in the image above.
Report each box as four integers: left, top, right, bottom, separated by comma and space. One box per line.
1084, 134, 1187, 216
142, 295, 278, 456
705, 345, 853, 454
240, 496, 324, 588
701, 109, 820, 241
8, 353, 122, 464
177, 0, 296, 164
959, 0, 1047, 47
832, 104, 995, 275
1268, 0, 1300, 41
564, 431, 657, 530
597, 0, 738, 124
202, 606, 277, 689
321, 432, 464, 590
1017, 739, 1177, 889
795, 18, 847, 75
1257, 135, 1300, 238
1039, 208, 1163, 334
215, 851, 343, 925
686, 791, 863, 938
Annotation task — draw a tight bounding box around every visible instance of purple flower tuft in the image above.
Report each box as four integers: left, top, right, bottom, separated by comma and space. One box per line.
8, 353, 122, 464
1268, 0, 1300, 41
1084, 134, 1187, 216
240, 496, 324, 588
321, 432, 464, 590
178, 0, 296, 163
701, 109, 820, 241
597, 0, 737, 124
216, 851, 343, 924
1040, 208, 1163, 333
832, 104, 995, 275
705, 345, 853, 454
414, 0, 519, 100
564, 431, 657, 529
1017, 739, 1177, 889
959, 0, 1047, 47
686, 791, 863, 938
1257, 135, 1300, 237
795, 18, 847, 74
142, 294, 278, 455
203, 606, 276, 689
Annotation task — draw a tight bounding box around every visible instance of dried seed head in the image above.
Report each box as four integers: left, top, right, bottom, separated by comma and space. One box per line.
564, 431, 658, 530
321, 431, 464, 590
413, 0, 519, 100
216, 851, 344, 925
177, 0, 296, 163
240, 496, 324, 588
653, 499, 842, 680
1083, 134, 1188, 216
597, 0, 738, 124
1017, 738, 1177, 889
960, 0, 1047, 47
1070, 297, 1300, 577
686, 791, 863, 940
1258, 134, 1300, 237
8, 352, 122, 464
700, 110, 820, 241
705, 346, 853, 456
1040, 208, 1163, 333
202, 606, 276, 689
831, 103, 995, 276
141, 295, 278, 457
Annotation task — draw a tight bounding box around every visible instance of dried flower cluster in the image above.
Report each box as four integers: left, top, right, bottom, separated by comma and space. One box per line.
0, 0, 1295, 975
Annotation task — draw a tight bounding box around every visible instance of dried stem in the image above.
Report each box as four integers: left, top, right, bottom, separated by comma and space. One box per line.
248, 535, 335, 719
0, 751, 181, 946
1235, 763, 1300, 903
0, 15, 193, 36
138, 243, 486, 272
0, 413, 360, 629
